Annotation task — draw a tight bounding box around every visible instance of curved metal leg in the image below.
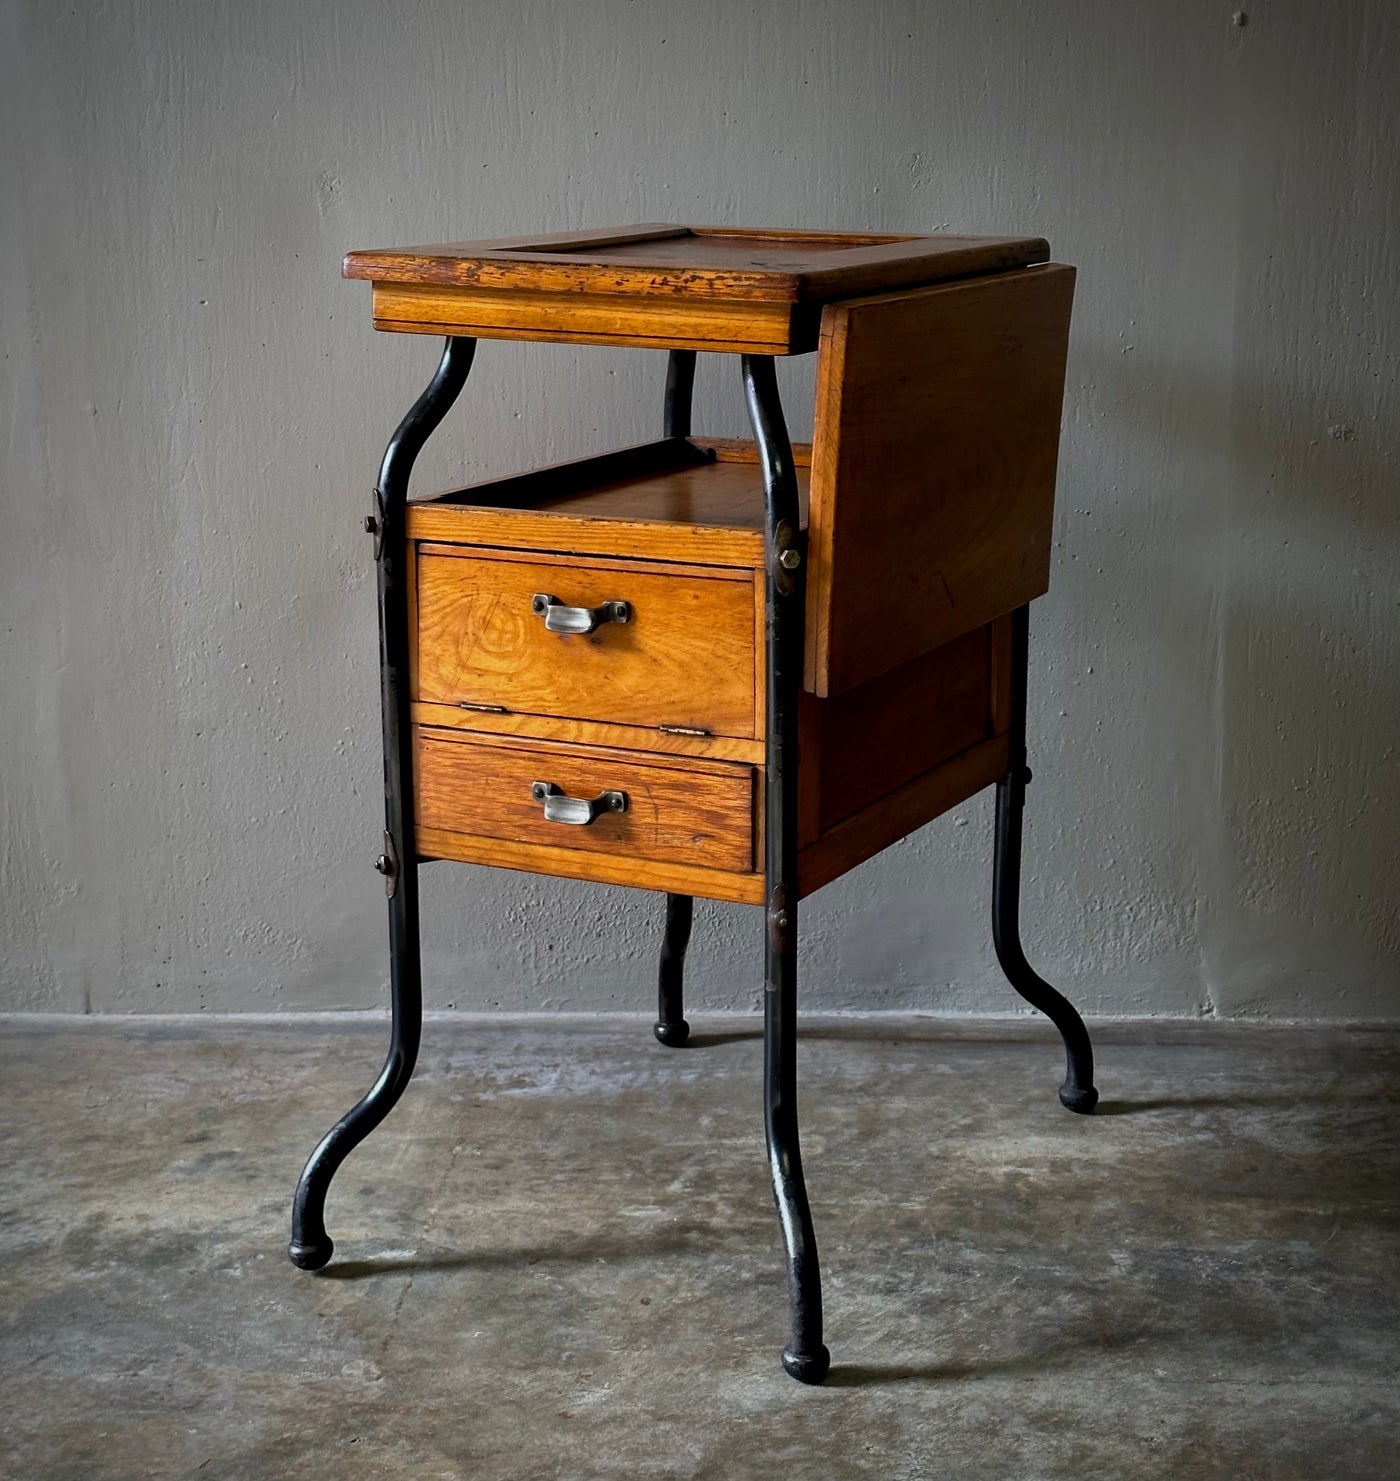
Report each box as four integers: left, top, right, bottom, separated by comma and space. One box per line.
993, 604, 1099, 1114
650, 353, 701, 1053
654, 893, 693, 1047
743, 355, 830, 1385
289, 336, 477, 1270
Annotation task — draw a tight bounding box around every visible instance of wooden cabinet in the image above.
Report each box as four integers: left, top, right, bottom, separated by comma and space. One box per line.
394, 241, 1074, 905
292, 224, 1098, 1387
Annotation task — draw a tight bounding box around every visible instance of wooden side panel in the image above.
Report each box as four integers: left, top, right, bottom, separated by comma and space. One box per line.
813, 624, 994, 834
415, 548, 758, 738
797, 734, 1010, 900
806, 264, 1076, 696
416, 730, 756, 875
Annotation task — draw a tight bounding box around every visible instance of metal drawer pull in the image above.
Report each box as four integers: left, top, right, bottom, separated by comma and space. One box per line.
530, 781, 628, 826
531, 592, 631, 635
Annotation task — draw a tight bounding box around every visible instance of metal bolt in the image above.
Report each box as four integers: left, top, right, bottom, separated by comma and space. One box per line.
374, 854, 392, 876
364, 515, 378, 535
779, 548, 801, 570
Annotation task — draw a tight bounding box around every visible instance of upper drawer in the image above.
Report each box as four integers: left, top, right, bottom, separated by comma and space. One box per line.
414, 546, 759, 739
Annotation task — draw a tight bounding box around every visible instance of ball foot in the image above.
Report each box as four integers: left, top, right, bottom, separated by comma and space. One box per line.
781, 1344, 831, 1385
1059, 1083, 1099, 1115
288, 1235, 334, 1270
653, 1019, 690, 1048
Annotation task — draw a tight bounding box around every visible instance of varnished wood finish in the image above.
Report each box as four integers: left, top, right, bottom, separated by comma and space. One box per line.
406, 439, 810, 568
989, 612, 1015, 737
346, 225, 1049, 303
697, 437, 813, 467
417, 826, 766, 905
414, 546, 759, 738
373, 228, 1073, 907
372, 282, 812, 353
797, 734, 1011, 899
415, 729, 757, 875
348, 225, 1050, 353
805, 264, 1076, 696
808, 624, 996, 835
411, 702, 765, 765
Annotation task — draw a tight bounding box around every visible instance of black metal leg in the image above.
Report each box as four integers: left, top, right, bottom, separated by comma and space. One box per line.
649, 351, 700, 1052
663, 348, 696, 439
743, 355, 830, 1385
992, 604, 1099, 1114
654, 893, 693, 1047
289, 336, 477, 1270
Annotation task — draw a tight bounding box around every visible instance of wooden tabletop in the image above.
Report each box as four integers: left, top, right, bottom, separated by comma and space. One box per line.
343, 224, 1049, 304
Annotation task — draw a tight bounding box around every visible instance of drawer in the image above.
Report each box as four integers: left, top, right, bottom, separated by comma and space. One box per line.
415, 729, 756, 875
414, 546, 759, 739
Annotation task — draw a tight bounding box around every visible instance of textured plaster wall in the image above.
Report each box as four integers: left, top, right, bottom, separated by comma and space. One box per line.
2, 0, 1395, 1018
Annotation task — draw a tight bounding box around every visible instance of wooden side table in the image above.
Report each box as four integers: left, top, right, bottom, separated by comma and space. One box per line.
288, 225, 1098, 1384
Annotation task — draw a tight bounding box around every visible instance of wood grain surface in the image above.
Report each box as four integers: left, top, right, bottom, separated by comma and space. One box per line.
408, 449, 811, 568
415, 729, 756, 874
805, 264, 1076, 695
345, 224, 1048, 304
371, 282, 809, 353
797, 734, 1010, 898
808, 623, 996, 834
414, 547, 759, 737
416, 826, 765, 905
410, 702, 765, 765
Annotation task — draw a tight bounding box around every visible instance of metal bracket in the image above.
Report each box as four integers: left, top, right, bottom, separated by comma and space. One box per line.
367, 490, 386, 561
373, 831, 399, 898
770, 520, 803, 595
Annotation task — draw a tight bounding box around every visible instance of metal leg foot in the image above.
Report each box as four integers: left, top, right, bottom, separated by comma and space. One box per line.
289, 907, 422, 1266
654, 892, 693, 1047
288, 337, 475, 1269
765, 927, 830, 1384
745, 354, 830, 1383
993, 605, 1098, 1114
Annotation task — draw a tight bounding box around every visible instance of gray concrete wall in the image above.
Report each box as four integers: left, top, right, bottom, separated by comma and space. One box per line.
2, 0, 1396, 1019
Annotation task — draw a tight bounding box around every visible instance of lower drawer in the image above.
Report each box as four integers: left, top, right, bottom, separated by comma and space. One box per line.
415, 729, 757, 875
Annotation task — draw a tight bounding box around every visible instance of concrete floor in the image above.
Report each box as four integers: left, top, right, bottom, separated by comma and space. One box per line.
0, 1015, 1396, 1481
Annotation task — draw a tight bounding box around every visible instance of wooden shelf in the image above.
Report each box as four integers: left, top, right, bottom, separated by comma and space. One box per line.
406, 437, 810, 568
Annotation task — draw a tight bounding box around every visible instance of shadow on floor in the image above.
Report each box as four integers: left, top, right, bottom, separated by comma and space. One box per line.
825, 1334, 1115, 1388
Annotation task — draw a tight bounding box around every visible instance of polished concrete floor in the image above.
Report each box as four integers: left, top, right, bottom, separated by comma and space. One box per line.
0, 1014, 1396, 1480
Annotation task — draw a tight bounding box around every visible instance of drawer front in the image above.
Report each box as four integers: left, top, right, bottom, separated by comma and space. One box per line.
416, 730, 756, 874
415, 548, 758, 738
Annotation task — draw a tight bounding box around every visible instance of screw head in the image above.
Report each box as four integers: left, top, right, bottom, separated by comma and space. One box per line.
373, 854, 392, 875
364, 515, 378, 534
779, 548, 801, 570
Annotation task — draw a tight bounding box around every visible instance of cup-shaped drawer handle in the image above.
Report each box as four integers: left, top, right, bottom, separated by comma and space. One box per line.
531, 592, 631, 636
530, 781, 629, 826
